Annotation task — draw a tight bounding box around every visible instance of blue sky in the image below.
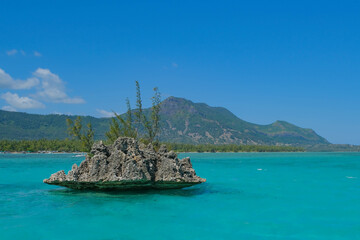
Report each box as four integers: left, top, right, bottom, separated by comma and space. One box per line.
0, 0, 360, 144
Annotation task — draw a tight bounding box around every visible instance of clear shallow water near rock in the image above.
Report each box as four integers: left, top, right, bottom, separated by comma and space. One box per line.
0, 152, 359, 240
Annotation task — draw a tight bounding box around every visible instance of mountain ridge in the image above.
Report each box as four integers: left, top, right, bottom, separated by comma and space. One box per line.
0, 96, 329, 145
156, 97, 328, 145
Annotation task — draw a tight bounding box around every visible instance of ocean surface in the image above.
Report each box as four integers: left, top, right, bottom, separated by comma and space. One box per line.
0, 152, 359, 240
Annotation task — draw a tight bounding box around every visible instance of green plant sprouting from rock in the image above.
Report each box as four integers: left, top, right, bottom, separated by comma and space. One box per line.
105, 98, 138, 143
105, 81, 161, 145
135, 81, 161, 144
66, 116, 94, 153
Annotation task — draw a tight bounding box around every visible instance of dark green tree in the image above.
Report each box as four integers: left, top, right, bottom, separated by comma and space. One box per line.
150, 87, 161, 141
105, 98, 137, 143
66, 116, 82, 140
104, 81, 161, 144
135, 81, 143, 125
105, 118, 121, 143
66, 117, 94, 153
81, 123, 94, 153
135, 81, 161, 143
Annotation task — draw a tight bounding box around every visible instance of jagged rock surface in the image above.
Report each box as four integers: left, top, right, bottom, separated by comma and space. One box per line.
44, 137, 206, 190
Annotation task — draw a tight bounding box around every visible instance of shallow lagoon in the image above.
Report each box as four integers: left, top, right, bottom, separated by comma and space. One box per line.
0, 152, 359, 239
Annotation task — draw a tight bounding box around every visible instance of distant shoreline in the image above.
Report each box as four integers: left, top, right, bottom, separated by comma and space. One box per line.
0, 152, 85, 155
1, 151, 359, 155
0, 151, 302, 154
2, 139, 359, 153
0, 139, 305, 153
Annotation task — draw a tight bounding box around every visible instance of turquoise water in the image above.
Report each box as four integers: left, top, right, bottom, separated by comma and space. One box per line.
0, 152, 359, 240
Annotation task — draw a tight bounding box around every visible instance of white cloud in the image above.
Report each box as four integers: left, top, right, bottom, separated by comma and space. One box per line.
51, 111, 63, 115
1, 92, 45, 109
6, 49, 42, 57
0, 68, 40, 90
1, 105, 17, 111
97, 109, 116, 118
6, 49, 18, 56
34, 51, 42, 57
34, 68, 85, 104
52, 111, 74, 115
61, 97, 85, 104
0, 67, 85, 110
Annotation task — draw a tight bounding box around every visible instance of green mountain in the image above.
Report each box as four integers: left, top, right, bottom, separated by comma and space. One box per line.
156, 97, 328, 145
0, 96, 329, 145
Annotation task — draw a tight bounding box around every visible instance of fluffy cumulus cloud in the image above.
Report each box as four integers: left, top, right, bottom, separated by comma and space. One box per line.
1, 92, 44, 109
0, 68, 39, 89
0, 67, 85, 111
34, 68, 85, 104
97, 109, 116, 118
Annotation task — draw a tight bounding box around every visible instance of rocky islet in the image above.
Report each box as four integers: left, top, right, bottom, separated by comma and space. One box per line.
44, 137, 205, 190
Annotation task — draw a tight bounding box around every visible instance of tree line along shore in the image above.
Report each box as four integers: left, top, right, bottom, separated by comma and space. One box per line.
0, 139, 304, 153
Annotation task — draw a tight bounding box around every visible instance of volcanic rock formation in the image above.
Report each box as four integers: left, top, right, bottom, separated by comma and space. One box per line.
44, 137, 205, 190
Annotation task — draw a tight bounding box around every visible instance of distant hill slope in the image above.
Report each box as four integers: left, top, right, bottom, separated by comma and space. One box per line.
0, 111, 110, 140
156, 97, 328, 145
0, 96, 329, 145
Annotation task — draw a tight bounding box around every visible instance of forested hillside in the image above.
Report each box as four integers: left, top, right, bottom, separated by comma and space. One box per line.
0, 97, 329, 146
